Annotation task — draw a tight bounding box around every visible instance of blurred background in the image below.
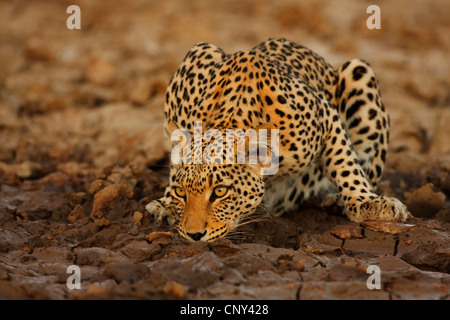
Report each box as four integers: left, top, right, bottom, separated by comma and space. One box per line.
0, 0, 449, 193
0, 0, 449, 300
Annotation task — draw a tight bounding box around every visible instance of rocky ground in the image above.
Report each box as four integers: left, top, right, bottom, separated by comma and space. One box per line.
0, 0, 449, 300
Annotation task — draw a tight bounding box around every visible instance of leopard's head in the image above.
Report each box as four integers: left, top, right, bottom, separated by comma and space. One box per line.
168, 162, 264, 241
166, 121, 280, 241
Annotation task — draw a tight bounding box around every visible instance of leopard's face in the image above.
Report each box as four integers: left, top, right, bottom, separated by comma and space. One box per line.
169, 163, 265, 242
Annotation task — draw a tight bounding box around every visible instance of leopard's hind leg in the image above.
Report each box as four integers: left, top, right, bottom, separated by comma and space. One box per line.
331, 59, 389, 189
321, 59, 411, 222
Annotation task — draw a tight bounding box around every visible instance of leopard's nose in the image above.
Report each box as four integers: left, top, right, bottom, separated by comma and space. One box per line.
186, 230, 207, 241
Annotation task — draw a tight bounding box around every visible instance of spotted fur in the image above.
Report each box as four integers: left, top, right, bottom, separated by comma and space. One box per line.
146, 38, 411, 242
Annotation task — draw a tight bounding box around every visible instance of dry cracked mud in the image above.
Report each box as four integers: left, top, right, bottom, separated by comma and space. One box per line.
0, 0, 449, 300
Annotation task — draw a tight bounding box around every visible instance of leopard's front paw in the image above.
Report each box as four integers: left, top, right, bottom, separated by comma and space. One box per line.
145, 199, 179, 225
347, 196, 412, 223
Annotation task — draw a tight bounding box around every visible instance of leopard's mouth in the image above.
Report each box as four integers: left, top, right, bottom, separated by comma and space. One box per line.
177, 222, 230, 242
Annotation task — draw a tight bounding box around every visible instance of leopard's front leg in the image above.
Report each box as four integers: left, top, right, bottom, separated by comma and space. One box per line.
145, 186, 180, 225
321, 111, 411, 222
346, 195, 411, 223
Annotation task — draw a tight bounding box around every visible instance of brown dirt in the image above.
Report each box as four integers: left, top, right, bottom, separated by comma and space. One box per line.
0, 0, 449, 300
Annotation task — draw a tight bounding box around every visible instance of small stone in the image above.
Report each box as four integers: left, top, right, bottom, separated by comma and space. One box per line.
88, 179, 105, 195
132, 211, 143, 227
405, 183, 446, 218
121, 241, 160, 261
67, 192, 86, 208
146, 231, 173, 246
163, 281, 187, 299
329, 223, 364, 240
97, 217, 111, 227
67, 204, 85, 224
90, 183, 135, 221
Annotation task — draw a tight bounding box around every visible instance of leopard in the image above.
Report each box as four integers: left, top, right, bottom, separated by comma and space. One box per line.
146, 38, 411, 242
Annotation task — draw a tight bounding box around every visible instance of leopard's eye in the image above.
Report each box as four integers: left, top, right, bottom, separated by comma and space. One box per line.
174, 186, 186, 198
213, 186, 228, 198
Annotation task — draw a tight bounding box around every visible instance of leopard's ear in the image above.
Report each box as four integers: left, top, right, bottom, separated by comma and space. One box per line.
168, 121, 190, 147
167, 121, 179, 136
